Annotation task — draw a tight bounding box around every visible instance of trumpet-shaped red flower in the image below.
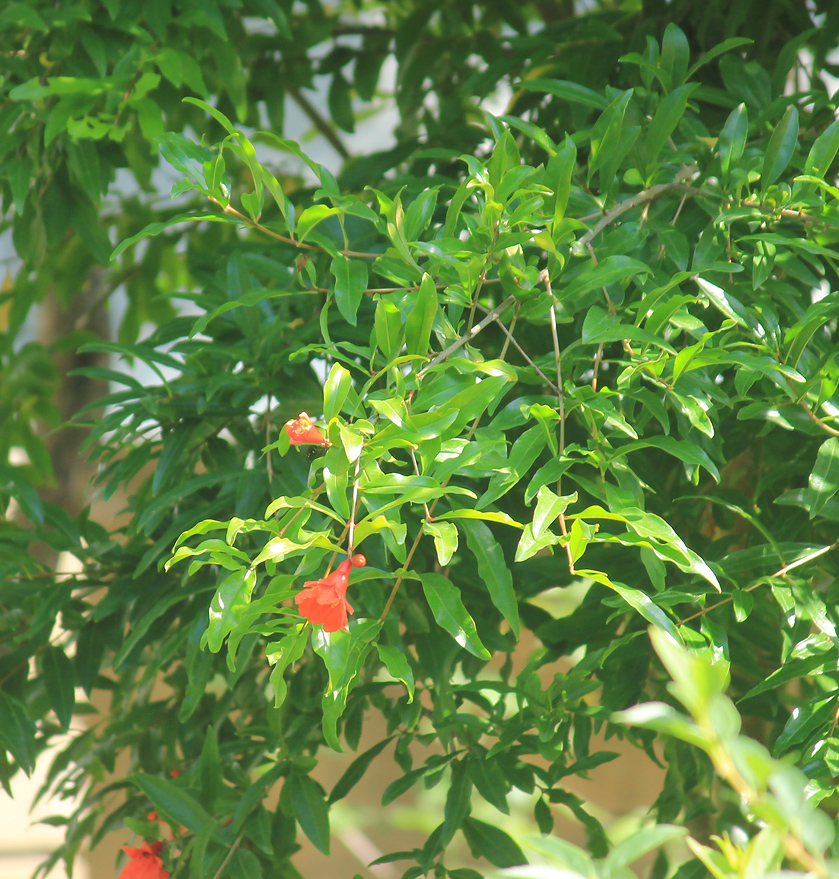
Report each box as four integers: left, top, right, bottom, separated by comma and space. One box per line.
285, 412, 328, 446
117, 841, 169, 879
295, 555, 367, 632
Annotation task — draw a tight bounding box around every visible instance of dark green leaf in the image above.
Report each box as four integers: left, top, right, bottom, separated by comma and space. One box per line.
289, 772, 330, 854
42, 647, 75, 732
420, 573, 491, 660
132, 774, 214, 834
459, 518, 519, 638
462, 818, 527, 867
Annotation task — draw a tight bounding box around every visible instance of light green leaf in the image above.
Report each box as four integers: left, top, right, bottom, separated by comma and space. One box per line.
330, 254, 368, 326
404, 273, 438, 357
323, 362, 352, 420
532, 486, 577, 539
376, 644, 414, 702
297, 204, 340, 243
424, 520, 459, 566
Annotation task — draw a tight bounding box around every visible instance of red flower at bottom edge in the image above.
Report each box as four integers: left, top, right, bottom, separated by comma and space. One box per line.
294, 555, 367, 632
117, 841, 169, 879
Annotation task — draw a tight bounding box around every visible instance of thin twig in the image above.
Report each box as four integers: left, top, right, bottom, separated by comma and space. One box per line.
348, 458, 361, 553
285, 81, 350, 160
474, 303, 559, 395
677, 543, 835, 626
539, 269, 574, 573
417, 295, 517, 378
210, 828, 246, 879
209, 198, 380, 258
578, 166, 699, 248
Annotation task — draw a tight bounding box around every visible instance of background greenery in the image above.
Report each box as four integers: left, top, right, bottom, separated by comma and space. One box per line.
3, 1, 839, 877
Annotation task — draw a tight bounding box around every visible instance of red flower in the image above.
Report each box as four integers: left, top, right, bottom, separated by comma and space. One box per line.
295, 555, 367, 632
118, 841, 169, 879
285, 412, 328, 446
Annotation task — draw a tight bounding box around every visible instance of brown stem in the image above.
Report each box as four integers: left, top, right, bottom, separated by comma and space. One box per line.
677, 543, 835, 626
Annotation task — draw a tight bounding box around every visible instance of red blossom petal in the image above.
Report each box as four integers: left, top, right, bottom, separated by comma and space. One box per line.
294, 556, 366, 631
285, 412, 329, 445
118, 841, 169, 879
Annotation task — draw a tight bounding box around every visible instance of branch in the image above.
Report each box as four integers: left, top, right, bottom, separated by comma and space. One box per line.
579, 166, 699, 247
417, 295, 517, 378
677, 543, 835, 626
285, 81, 351, 161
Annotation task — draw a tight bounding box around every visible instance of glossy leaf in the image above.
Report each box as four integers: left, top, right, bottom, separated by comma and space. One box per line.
330, 254, 368, 326
761, 105, 798, 190
807, 437, 839, 519
459, 518, 519, 638
420, 573, 490, 660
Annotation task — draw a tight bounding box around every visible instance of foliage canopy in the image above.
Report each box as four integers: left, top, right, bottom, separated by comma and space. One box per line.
3, 2, 839, 878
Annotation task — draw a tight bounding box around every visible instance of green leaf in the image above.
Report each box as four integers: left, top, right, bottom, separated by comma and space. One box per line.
646, 83, 696, 171
441, 762, 472, 845
761, 105, 798, 191
42, 646, 75, 732
462, 818, 527, 868
404, 273, 438, 357
323, 362, 352, 420
374, 299, 403, 360
420, 573, 491, 660
423, 520, 459, 566
206, 569, 257, 652
313, 621, 381, 749
614, 433, 720, 483
376, 644, 415, 702
589, 90, 633, 183
563, 256, 651, 303
685, 37, 753, 80
604, 825, 687, 871
328, 72, 354, 133
199, 727, 222, 814
183, 96, 237, 135
803, 119, 839, 181
459, 519, 519, 638
289, 772, 330, 854
532, 486, 576, 540
468, 754, 510, 815
522, 78, 608, 109
578, 570, 682, 642
329, 737, 393, 804
111, 214, 238, 259
806, 437, 839, 519
437, 509, 523, 529
0, 691, 36, 774
479, 425, 546, 509
498, 114, 557, 156
660, 24, 690, 89
403, 188, 439, 241
297, 204, 340, 244
719, 103, 748, 177
132, 774, 214, 834
330, 254, 368, 326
